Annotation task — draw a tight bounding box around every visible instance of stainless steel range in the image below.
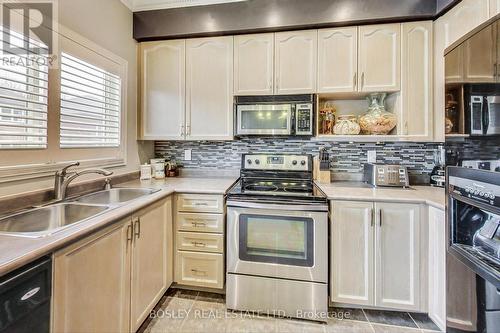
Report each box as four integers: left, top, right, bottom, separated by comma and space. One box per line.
226, 153, 328, 322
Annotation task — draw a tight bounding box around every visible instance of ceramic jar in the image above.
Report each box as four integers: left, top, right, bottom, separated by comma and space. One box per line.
333, 115, 361, 135
358, 93, 397, 135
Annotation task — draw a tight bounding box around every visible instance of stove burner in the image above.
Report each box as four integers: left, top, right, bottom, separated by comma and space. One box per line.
244, 183, 279, 192
283, 185, 311, 193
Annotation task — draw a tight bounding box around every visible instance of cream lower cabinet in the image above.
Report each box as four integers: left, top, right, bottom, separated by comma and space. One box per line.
174, 193, 225, 289
331, 200, 422, 312
428, 207, 446, 331
53, 197, 173, 333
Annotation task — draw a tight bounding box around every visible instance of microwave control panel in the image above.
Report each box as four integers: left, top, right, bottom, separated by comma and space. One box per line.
295, 104, 313, 135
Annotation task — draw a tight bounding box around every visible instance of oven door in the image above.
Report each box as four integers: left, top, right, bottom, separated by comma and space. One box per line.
227, 203, 327, 283
236, 104, 292, 135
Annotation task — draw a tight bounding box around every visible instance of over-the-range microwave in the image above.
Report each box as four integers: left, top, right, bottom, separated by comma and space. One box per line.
234, 95, 315, 137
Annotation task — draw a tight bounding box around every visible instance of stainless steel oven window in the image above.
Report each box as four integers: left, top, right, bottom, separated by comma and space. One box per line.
238, 214, 314, 267
237, 104, 292, 135
471, 96, 484, 134
486, 96, 500, 134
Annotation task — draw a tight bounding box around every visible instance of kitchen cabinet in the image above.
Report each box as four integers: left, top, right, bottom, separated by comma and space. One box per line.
463, 23, 497, 82
401, 21, 433, 140
490, 0, 500, 17
275, 30, 317, 94
330, 200, 422, 312
428, 207, 446, 331
174, 193, 225, 289
52, 219, 131, 333
139, 40, 185, 140
234, 33, 274, 95
130, 198, 173, 332
317, 27, 358, 93
375, 202, 421, 311
186, 36, 234, 140
53, 197, 173, 333
331, 201, 374, 306
358, 24, 401, 92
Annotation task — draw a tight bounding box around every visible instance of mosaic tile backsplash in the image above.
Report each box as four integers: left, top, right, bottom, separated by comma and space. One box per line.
155, 138, 441, 175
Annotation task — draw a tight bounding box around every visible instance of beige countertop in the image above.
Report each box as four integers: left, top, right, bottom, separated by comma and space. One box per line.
0, 177, 237, 277
316, 182, 445, 210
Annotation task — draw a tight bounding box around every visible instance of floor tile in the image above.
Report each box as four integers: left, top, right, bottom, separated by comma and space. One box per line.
197, 291, 226, 303
363, 310, 418, 328
372, 323, 421, 333
277, 318, 325, 333
227, 316, 278, 333
408, 313, 440, 331
325, 319, 373, 333
329, 307, 368, 322
173, 289, 199, 300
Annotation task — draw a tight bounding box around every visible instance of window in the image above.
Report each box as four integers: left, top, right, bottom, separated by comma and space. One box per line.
0, 27, 49, 149
60, 52, 121, 148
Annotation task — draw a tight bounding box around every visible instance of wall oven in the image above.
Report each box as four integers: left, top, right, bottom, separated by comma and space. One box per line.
226, 154, 328, 321
446, 167, 500, 332
234, 95, 314, 137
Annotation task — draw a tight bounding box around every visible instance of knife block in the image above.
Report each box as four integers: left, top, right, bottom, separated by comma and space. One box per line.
313, 157, 331, 183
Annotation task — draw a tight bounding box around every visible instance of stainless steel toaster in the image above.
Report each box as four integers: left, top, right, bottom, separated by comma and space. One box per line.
363, 163, 409, 187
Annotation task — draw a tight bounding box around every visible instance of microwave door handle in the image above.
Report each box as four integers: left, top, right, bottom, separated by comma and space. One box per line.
290, 105, 295, 135
482, 96, 490, 135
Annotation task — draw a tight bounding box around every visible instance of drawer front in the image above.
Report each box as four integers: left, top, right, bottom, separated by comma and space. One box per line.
176, 194, 224, 213
177, 232, 223, 253
176, 212, 224, 233
175, 251, 224, 289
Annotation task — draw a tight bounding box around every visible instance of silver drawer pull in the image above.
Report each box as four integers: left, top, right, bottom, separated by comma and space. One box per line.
190, 220, 207, 227
192, 241, 206, 247
193, 202, 208, 206
191, 268, 207, 276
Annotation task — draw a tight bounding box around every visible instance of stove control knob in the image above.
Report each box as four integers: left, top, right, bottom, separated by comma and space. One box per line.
292, 160, 298, 165
246, 159, 252, 165
255, 159, 260, 165
300, 160, 306, 166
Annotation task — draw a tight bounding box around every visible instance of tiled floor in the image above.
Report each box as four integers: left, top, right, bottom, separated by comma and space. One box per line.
139, 290, 441, 333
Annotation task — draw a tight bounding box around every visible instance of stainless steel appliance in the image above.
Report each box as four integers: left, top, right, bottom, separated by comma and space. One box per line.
226, 153, 328, 321
461, 159, 500, 172
446, 167, 500, 332
363, 163, 409, 187
0, 257, 51, 333
466, 86, 500, 136
234, 95, 314, 137
430, 146, 446, 187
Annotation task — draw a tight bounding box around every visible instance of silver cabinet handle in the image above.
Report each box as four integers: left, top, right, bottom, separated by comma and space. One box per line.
191, 241, 206, 247
191, 221, 207, 227
186, 124, 191, 136
371, 208, 374, 227
361, 72, 365, 90
354, 72, 357, 90
180, 124, 185, 136
191, 269, 207, 276
134, 217, 140, 239
379, 210, 382, 227
126, 223, 133, 243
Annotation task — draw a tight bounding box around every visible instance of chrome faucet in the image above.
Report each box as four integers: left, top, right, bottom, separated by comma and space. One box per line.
54, 162, 113, 200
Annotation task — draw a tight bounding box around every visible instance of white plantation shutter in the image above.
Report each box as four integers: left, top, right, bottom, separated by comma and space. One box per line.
0, 27, 49, 149
60, 52, 121, 148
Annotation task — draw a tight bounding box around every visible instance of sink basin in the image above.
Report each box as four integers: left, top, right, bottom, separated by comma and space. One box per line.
0, 203, 109, 238
74, 188, 159, 205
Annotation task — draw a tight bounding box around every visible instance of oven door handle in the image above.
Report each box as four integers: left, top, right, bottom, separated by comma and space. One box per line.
227, 200, 328, 212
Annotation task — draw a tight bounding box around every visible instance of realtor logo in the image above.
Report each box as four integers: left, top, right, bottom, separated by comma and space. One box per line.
0, 0, 58, 67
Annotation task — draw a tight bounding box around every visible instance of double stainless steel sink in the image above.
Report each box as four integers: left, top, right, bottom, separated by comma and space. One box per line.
0, 188, 159, 238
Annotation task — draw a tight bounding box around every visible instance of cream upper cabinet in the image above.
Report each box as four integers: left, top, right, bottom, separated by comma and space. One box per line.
441, 0, 490, 47
186, 36, 234, 140
130, 198, 173, 332
234, 33, 274, 95
401, 21, 433, 140
358, 24, 401, 92
463, 23, 497, 82
331, 201, 374, 306
275, 30, 317, 94
318, 27, 358, 93
490, 0, 500, 16
428, 207, 446, 331
139, 40, 185, 140
375, 202, 421, 311
52, 220, 131, 333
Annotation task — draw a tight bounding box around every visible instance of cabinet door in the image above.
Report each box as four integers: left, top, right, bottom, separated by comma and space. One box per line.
445, 45, 464, 83
401, 21, 433, 139
186, 36, 233, 140
130, 198, 173, 332
359, 24, 401, 92
375, 202, 421, 311
234, 33, 274, 95
139, 40, 185, 140
318, 27, 358, 93
490, 0, 500, 17
275, 30, 317, 94
331, 201, 374, 306
428, 207, 446, 331
53, 220, 131, 333
464, 24, 497, 82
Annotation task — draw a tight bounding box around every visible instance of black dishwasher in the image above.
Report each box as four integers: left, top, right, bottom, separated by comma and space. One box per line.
0, 257, 51, 333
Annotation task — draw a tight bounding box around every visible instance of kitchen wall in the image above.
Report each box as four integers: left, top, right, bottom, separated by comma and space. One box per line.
446, 137, 500, 167
155, 139, 441, 181
0, 0, 152, 197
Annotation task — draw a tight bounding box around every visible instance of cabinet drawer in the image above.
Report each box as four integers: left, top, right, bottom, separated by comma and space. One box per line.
176, 194, 224, 213
176, 212, 224, 233
177, 232, 223, 253
175, 251, 224, 289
